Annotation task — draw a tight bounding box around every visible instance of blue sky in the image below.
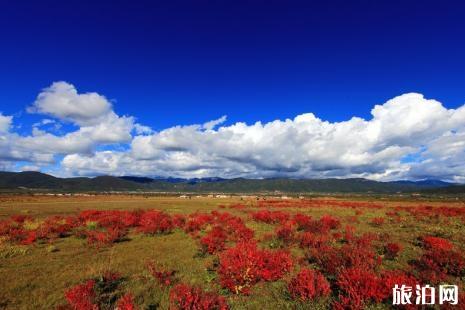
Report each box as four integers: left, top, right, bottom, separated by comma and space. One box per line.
1, 1, 465, 181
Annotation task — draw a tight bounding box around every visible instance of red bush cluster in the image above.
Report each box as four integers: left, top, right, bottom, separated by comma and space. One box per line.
401, 205, 465, 220
210, 211, 253, 242
384, 242, 402, 259
293, 213, 313, 230
200, 226, 228, 254
414, 247, 465, 283
169, 283, 228, 310
410, 235, 465, 282
36, 216, 77, 241
257, 199, 383, 209
320, 215, 341, 230
147, 261, 177, 286
184, 213, 214, 234
334, 267, 385, 309
63, 272, 130, 310
309, 234, 381, 275
287, 268, 331, 301
275, 221, 296, 244
79, 210, 139, 229
116, 293, 138, 310
64, 279, 97, 310
421, 236, 454, 251
195, 212, 253, 254
334, 268, 420, 309
137, 210, 174, 235
299, 232, 329, 249
218, 242, 293, 294
85, 226, 128, 247
250, 210, 290, 224
370, 217, 385, 226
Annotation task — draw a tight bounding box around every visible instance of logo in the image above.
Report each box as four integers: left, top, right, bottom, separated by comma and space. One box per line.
393, 284, 458, 305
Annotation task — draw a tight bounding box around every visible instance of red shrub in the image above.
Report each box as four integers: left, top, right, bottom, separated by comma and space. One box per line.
10, 215, 30, 223
218, 242, 263, 294
385, 211, 400, 217
116, 293, 138, 310
343, 225, 356, 243
413, 247, 465, 283
211, 212, 253, 242
309, 236, 381, 275
36, 216, 75, 241
172, 214, 186, 228
218, 242, 293, 294
260, 249, 293, 281
421, 236, 454, 251
228, 203, 247, 210
169, 284, 229, 310
184, 213, 213, 233
299, 232, 329, 249
385, 242, 402, 259
296, 215, 340, 234
120, 211, 140, 227
334, 267, 385, 310
0, 220, 13, 236
64, 272, 124, 310
138, 210, 174, 235
288, 268, 331, 301
85, 226, 127, 247
7, 228, 37, 245
64, 280, 98, 310
231, 225, 254, 242
293, 213, 313, 230
370, 217, 385, 226
320, 215, 340, 230
347, 215, 360, 224
147, 261, 177, 286
379, 270, 419, 301
275, 221, 296, 244
250, 210, 289, 224
200, 226, 228, 254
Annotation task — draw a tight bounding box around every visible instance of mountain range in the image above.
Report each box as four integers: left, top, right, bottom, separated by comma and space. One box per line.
0, 171, 463, 194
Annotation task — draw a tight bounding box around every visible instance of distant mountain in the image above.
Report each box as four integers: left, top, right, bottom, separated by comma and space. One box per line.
0, 171, 141, 191
119, 176, 155, 184
0, 171, 461, 194
391, 179, 453, 188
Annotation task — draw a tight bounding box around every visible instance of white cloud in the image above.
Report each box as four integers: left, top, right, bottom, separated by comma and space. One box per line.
32, 118, 54, 126
202, 115, 227, 130
28, 81, 113, 126
0, 113, 12, 133
0, 82, 135, 168
19, 165, 41, 172
3, 86, 465, 182
60, 93, 465, 181
134, 123, 153, 135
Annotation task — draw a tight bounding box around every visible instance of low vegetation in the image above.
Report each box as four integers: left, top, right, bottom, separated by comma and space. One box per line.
0, 195, 464, 309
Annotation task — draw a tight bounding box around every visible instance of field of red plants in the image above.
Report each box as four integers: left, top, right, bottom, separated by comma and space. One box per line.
0, 196, 464, 309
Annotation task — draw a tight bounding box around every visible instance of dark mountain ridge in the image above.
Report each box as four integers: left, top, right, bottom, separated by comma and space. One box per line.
0, 171, 462, 193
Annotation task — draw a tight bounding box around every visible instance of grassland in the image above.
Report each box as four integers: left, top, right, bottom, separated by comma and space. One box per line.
0, 195, 464, 309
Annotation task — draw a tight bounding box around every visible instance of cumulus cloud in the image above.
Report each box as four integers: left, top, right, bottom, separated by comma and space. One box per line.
202, 115, 227, 130
0, 82, 136, 168
0, 113, 12, 133
61, 93, 465, 181
3, 85, 465, 181
28, 81, 113, 126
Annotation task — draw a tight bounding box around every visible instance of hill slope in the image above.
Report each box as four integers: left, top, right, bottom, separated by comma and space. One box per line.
0, 171, 461, 193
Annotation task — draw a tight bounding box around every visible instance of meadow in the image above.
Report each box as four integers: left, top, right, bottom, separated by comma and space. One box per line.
0, 195, 464, 309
